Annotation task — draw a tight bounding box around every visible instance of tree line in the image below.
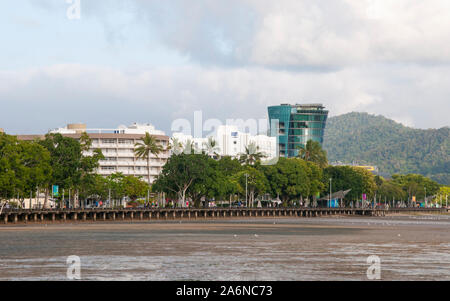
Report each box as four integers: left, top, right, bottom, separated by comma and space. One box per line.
0, 132, 149, 209
153, 140, 446, 208
1, 132, 447, 209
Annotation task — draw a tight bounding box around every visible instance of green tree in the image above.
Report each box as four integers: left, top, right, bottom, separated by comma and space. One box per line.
391, 174, 440, 202
216, 156, 243, 206
19, 140, 52, 203
107, 172, 127, 204
376, 180, 405, 202
436, 186, 450, 206
323, 166, 377, 202
239, 142, 266, 165
182, 139, 200, 154
38, 133, 84, 208
77, 133, 104, 205
169, 137, 183, 155
39, 133, 103, 208
135, 132, 165, 193
263, 158, 311, 205
307, 161, 325, 202
152, 154, 209, 207
0, 134, 26, 206
297, 140, 328, 168
203, 137, 220, 159
217, 156, 243, 175
123, 175, 148, 203
186, 158, 224, 208
0, 135, 53, 210
233, 166, 268, 207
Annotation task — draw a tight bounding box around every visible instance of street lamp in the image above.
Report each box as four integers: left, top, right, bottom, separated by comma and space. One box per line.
424, 187, 427, 207
245, 173, 249, 208
329, 178, 332, 208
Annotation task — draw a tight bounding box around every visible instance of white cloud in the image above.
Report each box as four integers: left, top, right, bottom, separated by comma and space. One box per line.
4, 0, 448, 133
116, 0, 450, 68
28, 0, 450, 68
1, 63, 449, 134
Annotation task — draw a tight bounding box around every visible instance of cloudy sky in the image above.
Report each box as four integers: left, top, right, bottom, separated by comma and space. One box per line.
1, 0, 450, 134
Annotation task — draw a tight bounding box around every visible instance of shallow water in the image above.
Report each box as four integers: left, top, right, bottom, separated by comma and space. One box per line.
1, 215, 449, 280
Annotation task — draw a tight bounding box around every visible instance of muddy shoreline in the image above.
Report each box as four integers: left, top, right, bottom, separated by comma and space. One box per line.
1, 215, 449, 280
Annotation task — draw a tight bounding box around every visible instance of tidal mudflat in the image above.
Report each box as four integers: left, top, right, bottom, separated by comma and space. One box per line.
1, 214, 449, 280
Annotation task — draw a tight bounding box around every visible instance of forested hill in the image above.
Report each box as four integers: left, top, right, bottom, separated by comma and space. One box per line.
323, 112, 450, 185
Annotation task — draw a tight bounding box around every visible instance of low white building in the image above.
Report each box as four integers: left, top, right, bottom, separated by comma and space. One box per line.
171, 125, 277, 160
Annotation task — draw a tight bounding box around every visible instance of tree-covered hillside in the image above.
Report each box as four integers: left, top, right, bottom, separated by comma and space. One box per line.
323, 112, 450, 185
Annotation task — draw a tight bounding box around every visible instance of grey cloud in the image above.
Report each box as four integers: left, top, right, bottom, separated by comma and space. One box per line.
79, 0, 450, 69
29, 0, 450, 69
1, 64, 449, 135
9, 0, 449, 133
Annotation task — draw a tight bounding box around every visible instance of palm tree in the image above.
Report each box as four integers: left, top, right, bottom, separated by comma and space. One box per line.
134, 132, 164, 187
203, 137, 220, 159
183, 139, 197, 154
169, 137, 183, 155
239, 142, 266, 165
297, 140, 328, 168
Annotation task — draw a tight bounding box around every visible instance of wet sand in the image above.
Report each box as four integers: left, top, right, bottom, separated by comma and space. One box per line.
1, 215, 449, 280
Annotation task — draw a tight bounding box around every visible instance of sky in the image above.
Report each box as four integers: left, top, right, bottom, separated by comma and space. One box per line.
1, 0, 450, 135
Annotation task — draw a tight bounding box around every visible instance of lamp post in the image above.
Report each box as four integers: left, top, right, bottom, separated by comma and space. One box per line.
245, 173, 249, 208
329, 178, 332, 208
424, 187, 427, 207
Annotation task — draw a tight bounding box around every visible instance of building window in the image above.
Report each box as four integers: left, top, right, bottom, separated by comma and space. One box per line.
118, 139, 133, 144
102, 139, 116, 144
101, 157, 117, 161
101, 166, 116, 171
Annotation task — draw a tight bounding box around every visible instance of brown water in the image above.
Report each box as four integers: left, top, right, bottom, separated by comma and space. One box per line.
1, 214, 449, 280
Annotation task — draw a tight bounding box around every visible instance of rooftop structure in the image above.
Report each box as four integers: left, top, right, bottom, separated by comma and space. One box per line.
49, 122, 165, 135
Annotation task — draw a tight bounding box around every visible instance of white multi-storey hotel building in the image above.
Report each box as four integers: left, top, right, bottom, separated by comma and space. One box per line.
18, 123, 170, 184
16, 123, 277, 183
172, 125, 277, 160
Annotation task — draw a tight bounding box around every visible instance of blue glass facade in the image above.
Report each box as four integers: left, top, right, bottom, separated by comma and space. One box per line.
268, 104, 329, 157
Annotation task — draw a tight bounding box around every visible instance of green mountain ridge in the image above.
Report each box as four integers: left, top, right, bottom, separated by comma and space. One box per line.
323, 112, 450, 185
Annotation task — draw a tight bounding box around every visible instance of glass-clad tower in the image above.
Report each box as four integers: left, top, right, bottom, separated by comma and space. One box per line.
268, 103, 328, 158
